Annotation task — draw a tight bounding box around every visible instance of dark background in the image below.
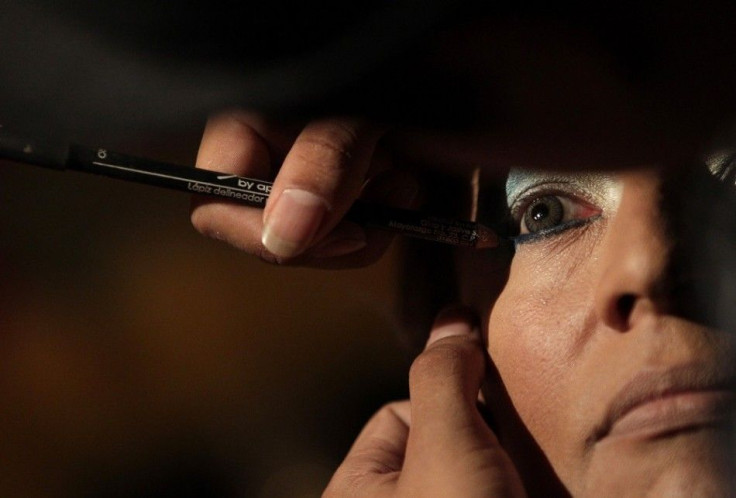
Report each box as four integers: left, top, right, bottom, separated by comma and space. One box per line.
0, 131, 413, 497
2, 1, 736, 495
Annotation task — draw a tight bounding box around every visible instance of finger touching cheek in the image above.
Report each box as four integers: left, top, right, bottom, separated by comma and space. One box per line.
408, 307, 486, 443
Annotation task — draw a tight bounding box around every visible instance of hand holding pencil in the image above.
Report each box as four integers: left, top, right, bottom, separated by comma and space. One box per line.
191, 111, 392, 266
190, 111, 496, 268
1, 114, 499, 269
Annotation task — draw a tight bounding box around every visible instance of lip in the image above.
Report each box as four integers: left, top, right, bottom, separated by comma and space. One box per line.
593, 363, 736, 443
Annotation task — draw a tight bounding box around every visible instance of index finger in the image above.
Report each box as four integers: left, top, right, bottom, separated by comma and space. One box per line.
190, 111, 282, 256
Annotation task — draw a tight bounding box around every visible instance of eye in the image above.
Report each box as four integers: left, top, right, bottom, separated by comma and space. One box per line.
515, 193, 601, 241
521, 195, 564, 233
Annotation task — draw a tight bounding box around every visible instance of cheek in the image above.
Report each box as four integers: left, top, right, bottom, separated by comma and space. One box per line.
486, 250, 597, 462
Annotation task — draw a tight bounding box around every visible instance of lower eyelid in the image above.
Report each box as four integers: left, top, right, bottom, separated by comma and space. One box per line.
512, 215, 601, 246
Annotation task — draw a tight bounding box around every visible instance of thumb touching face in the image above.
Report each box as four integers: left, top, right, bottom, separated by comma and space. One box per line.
400, 306, 526, 497
324, 306, 526, 498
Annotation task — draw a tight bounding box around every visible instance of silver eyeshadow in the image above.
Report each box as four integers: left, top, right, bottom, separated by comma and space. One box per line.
506, 169, 623, 216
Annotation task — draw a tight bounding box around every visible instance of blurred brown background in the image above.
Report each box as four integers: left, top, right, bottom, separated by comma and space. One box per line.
0, 128, 412, 497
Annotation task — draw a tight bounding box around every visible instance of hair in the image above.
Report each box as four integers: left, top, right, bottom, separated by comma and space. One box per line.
707, 150, 736, 185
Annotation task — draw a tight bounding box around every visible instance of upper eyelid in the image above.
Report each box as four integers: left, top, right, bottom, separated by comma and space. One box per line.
508, 181, 591, 218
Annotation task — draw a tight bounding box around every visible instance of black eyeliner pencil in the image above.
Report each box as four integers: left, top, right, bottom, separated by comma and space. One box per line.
0, 131, 499, 249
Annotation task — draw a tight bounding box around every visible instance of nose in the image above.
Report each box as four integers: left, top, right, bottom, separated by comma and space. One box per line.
594, 170, 671, 331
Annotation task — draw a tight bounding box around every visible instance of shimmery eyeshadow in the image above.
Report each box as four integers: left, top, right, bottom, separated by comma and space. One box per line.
506, 169, 623, 215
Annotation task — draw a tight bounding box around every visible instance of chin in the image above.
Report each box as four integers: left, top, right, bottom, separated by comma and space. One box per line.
581, 425, 736, 497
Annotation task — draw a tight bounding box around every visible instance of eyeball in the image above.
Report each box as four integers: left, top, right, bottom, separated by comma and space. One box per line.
521, 195, 564, 234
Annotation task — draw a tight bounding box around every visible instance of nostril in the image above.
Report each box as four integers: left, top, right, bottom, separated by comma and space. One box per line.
615, 294, 636, 326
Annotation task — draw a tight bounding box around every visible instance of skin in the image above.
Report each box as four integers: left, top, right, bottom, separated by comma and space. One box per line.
192, 112, 529, 496
192, 114, 736, 496
191, 111, 408, 267
461, 168, 736, 495
324, 308, 526, 498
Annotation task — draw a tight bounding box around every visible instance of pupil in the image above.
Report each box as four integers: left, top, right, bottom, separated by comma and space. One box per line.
532, 204, 549, 221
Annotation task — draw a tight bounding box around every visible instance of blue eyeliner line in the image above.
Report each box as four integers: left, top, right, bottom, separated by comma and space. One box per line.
511, 216, 602, 247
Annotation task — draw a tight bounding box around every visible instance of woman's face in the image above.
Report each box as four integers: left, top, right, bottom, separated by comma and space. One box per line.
472, 168, 736, 495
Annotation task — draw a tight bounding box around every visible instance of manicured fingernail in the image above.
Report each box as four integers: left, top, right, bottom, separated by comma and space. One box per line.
311, 224, 367, 258
427, 306, 479, 346
262, 189, 329, 258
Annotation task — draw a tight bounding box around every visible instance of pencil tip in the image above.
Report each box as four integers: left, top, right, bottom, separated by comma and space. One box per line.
475, 224, 500, 249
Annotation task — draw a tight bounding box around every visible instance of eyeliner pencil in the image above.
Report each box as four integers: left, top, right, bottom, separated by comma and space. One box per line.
0, 131, 499, 249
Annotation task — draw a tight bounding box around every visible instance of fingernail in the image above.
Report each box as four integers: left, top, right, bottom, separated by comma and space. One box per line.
426, 306, 479, 346
262, 189, 329, 258
310, 224, 367, 258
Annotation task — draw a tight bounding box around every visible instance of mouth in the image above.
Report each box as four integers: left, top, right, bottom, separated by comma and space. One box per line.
593, 363, 736, 444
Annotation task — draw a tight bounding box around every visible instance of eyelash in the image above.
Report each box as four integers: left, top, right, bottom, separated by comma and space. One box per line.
509, 187, 602, 246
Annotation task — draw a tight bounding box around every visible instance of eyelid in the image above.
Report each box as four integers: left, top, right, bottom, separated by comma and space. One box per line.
507, 172, 620, 214
512, 215, 601, 245
508, 183, 604, 247
509, 181, 598, 221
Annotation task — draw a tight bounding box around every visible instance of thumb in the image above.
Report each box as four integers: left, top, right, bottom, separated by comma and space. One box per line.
406, 306, 491, 457
401, 306, 526, 497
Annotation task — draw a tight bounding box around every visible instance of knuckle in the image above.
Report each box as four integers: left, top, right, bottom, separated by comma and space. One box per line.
295, 129, 357, 171
210, 110, 262, 139
224, 109, 263, 131
323, 462, 371, 497
201, 111, 273, 174
324, 460, 384, 497
224, 114, 259, 143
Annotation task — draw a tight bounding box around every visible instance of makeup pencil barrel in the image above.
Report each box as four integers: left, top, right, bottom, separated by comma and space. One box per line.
347, 202, 498, 249
0, 131, 500, 249
68, 145, 274, 208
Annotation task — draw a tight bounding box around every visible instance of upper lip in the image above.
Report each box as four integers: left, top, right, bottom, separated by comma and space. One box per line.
591, 362, 736, 443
